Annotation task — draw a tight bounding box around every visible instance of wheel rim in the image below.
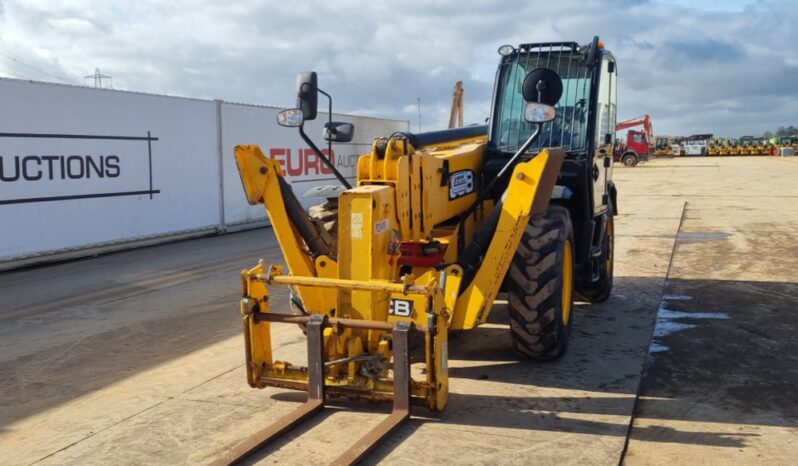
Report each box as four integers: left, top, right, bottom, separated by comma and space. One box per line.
562, 240, 574, 325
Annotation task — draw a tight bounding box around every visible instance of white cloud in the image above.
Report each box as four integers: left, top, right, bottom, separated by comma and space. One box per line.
0, 0, 796, 136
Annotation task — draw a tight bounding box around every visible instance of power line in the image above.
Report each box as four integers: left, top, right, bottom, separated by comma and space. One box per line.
0, 50, 77, 84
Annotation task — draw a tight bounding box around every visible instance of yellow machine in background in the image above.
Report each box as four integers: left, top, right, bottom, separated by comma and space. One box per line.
707, 141, 719, 156
220, 38, 618, 465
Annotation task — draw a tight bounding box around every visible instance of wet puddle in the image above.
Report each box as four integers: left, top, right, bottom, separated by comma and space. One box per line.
649, 294, 730, 353
677, 231, 730, 243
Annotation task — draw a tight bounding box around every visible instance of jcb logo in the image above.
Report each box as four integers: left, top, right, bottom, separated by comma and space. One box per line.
389, 299, 413, 317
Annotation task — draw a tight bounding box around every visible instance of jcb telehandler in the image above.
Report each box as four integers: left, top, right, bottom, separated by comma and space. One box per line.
223, 37, 618, 464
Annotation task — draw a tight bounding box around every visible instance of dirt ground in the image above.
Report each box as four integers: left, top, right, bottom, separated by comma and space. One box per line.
1, 156, 796, 465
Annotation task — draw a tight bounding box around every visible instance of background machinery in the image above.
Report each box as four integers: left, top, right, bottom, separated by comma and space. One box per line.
655, 136, 677, 157
779, 136, 798, 150
745, 137, 778, 156
707, 137, 731, 156
681, 134, 711, 155
708, 136, 779, 156
614, 114, 653, 166
223, 37, 618, 464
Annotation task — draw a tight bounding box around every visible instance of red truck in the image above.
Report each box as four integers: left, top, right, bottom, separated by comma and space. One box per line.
614, 114, 653, 166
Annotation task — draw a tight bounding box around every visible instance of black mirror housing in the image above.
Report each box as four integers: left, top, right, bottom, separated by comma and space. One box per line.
521, 68, 563, 106
296, 71, 318, 121
324, 122, 355, 143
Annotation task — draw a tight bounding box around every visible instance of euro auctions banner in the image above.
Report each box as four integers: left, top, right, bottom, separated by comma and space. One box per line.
0, 132, 156, 204
219, 103, 409, 227
0, 78, 220, 261
0, 78, 409, 263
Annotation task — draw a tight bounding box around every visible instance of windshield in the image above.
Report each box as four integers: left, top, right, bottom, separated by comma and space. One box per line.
493, 50, 592, 154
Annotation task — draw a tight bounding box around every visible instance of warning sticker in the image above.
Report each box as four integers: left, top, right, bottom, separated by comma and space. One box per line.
449, 169, 475, 199
351, 212, 363, 239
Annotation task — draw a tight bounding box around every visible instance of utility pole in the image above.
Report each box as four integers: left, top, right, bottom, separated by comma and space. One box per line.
84, 68, 113, 88
449, 81, 464, 129
417, 97, 422, 132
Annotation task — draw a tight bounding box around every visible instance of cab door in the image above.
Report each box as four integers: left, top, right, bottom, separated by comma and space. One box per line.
593, 56, 617, 214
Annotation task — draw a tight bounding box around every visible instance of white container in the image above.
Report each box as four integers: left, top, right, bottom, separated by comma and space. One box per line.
219, 102, 408, 230
0, 77, 408, 267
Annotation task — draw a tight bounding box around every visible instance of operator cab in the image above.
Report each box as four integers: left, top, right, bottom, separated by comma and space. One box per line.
485, 38, 618, 277
485, 40, 617, 209
488, 40, 616, 157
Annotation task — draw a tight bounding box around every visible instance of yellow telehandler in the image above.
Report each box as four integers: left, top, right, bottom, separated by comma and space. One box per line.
222, 37, 618, 464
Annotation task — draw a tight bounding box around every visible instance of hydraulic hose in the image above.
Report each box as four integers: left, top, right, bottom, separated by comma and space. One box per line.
277, 175, 331, 258
458, 198, 503, 287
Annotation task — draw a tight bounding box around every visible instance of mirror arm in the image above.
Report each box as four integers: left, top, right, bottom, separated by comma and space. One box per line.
318, 88, 333, 161
298, 124, 352, 189
455, 122, 543, 252
482, 122, 542, 199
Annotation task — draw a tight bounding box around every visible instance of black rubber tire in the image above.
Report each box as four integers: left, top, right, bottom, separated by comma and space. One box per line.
507, 205, 575, 360
622, 153, 638, 166
576, 209, 614, 303
308, 199, 338, 254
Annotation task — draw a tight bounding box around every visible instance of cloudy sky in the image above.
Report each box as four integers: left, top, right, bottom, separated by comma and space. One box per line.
1, 0, 796, 137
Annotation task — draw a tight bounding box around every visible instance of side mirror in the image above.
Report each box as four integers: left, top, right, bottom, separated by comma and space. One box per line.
324, 122, 355, 143
521, 68, 562, 123
296, 71, 318, 121
277, 108, 304, 127
522, 68, 563, 106
524, 102, 556, 123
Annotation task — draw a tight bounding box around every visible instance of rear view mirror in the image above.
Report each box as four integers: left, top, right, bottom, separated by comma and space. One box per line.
522, 68, 563, 106
524, 102, 556, 123
277, 108, 304, 127
324, 122, 355, 143
296, 71, 318, 121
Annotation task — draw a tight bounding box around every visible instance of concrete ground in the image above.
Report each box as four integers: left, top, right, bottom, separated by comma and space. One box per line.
0, 156, 796, 465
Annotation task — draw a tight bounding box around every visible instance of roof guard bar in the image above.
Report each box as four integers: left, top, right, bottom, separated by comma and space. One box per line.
516, 42, 579, 52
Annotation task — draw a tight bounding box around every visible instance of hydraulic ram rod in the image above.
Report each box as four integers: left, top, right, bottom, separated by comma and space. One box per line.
256, 274, 435, 296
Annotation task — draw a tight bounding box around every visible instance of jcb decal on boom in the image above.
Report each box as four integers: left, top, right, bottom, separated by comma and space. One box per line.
448, 169, 475, 199
389, 298, 413, 317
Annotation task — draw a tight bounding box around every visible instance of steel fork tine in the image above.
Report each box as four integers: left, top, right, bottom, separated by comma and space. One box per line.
212, 315, 327, 466
332, 321, 412, 465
